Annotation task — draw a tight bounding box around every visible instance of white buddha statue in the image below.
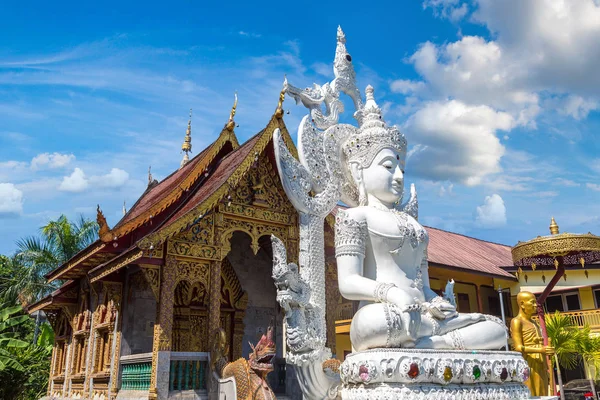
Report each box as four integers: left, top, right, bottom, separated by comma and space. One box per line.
335, 86, 507, 352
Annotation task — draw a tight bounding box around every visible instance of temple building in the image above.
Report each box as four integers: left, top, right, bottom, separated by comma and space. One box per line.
27, 90, 598, 399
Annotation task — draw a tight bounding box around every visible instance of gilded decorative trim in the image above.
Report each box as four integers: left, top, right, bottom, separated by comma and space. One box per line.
137, 116, 297, 249
208, 260, 223, 365
89, 250, 144, 283
512, 233, 600, 266
167, 240, 220, 260
219, 202, 293, 225
46, 242, 106, 283
103, 127, 239, 242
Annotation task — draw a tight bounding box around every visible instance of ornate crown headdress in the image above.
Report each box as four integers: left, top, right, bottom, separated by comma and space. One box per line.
342, 85, 407, 170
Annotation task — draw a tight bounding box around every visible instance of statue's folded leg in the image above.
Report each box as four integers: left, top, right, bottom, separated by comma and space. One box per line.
416, 317, 507, 350
350, 303, 415, 351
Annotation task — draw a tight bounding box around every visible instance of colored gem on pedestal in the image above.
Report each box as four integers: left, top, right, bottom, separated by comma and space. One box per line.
359, 365, 369, 381
523, 367, 530, 381
500, 367, 508, 381
443, 366, 453, 382
408, 363, 419, 379
473, 365, 481, 380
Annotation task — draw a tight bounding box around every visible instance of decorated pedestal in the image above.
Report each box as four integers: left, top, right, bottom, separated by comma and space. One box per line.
340, 349, 531, 400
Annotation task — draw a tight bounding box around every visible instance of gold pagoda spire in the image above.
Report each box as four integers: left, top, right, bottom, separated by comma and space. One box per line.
549, 217, 559, 235
226, 93, 238, 131
180, 109, 193, 168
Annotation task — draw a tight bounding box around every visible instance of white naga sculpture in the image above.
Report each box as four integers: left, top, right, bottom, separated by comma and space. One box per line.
272, 27, 531, 400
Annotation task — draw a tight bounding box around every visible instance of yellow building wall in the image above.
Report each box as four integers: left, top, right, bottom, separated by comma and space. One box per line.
335, 333, 351, 361
579, 286, 596, 309
429, 266, 496, 313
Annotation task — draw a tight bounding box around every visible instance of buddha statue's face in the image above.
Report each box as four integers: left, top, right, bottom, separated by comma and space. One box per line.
353, 147, 404, 206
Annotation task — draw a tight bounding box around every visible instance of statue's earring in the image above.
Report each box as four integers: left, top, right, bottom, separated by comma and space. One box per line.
358, 181, 367, 206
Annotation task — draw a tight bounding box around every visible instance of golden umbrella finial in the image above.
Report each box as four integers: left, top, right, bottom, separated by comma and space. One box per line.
226, 92, 238, 131
549, 217, 559, 235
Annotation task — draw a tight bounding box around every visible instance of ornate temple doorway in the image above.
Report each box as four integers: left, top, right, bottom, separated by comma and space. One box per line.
171, 257, 247, 361
224, 231, 285, 393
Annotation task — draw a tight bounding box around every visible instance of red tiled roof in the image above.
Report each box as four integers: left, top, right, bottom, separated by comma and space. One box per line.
426, 227, 515, 279
161, 133, 261, 227
113, 145, 212, 229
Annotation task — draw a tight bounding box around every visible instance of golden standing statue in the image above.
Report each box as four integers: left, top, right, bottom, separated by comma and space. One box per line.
510, 291, 555, 396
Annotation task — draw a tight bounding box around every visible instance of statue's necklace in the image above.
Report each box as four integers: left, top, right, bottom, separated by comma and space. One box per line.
368, 203, 426, 250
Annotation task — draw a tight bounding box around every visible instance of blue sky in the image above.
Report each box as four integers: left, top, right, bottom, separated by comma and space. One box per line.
1, 0, 599, 255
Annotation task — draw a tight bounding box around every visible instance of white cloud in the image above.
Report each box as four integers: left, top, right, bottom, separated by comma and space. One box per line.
438, 183, 454, 197
31, 152, 75, 170
405, 100, 510, 185
238, 31, 261, 38
554, 178, 580, 187
408, 37, 540, 127
587, 183, 600, 192
476, 194, 507, 228
58, 167, 129, 193
390, 79, 425, 95
559, 95, 598, 120
58, 168, 89, 192
589, 159, 600, 174
0, 183, 23, 216
90, 168, 129, 188
423, 0, 469, 22
312, 62, 333, 78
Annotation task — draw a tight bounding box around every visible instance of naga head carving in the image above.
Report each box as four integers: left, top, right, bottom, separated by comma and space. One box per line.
249, 325, 276, 375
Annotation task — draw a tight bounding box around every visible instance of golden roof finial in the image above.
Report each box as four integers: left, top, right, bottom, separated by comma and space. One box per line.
275, 75, 287, 119
122, 200, 127, 216
148, 166, 153, 186
97, 205, 110, 237
226, 93, 238, 131
180, 109, 193, 168
549, 216, 559, 235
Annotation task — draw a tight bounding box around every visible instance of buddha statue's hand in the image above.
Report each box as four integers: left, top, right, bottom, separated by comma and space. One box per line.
425, 297, 458, 320
402, 303, 422, 341
385, 287, 422, 341
542, 345, 555, 356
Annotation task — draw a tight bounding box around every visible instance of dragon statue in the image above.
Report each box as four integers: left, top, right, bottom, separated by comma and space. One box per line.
211, 326, 277, 400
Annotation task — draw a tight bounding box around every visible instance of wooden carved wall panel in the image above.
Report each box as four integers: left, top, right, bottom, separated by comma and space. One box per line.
139, 264, 160, 300
174, 280, 208, 307
167, 240, 220, 260
174, 214, 215, 244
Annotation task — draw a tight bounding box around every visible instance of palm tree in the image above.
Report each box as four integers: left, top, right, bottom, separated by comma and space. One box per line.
575, 325, 600, 399
546, 311, 580, 400
14, 214, 98, 304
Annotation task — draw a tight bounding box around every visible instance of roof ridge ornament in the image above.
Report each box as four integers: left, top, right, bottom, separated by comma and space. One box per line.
274, 76, 287, 119
180, 109, 193, 168
97, 205, 110, 237
226, 92, 238, 131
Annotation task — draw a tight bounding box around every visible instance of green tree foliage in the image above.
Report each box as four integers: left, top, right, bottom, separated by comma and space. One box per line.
546, 312, 600, 399
0, 304, 29, 371
0, 303, 53, 399
0, 215, 97, 399
6, 214, 98, 304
